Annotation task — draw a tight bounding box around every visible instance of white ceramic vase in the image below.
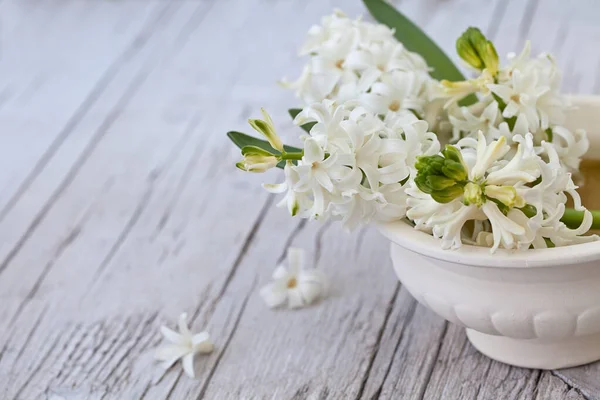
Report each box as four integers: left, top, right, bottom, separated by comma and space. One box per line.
378, 95, 600, 370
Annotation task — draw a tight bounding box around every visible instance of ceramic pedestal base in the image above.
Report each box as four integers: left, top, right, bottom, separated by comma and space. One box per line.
467, 329, 600, 369
380, 220, 600, 370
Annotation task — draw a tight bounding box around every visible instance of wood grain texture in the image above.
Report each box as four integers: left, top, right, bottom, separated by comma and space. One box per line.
0, 0, 599, 399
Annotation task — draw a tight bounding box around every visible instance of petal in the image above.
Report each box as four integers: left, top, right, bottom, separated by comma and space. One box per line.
182, 353, 196, 378
160, 326, 187, 346
262, 182, 288, 194
482, 201, 525, 252
344, 49, 372, 70
287, 288, 305, 309
304, 138, 324, 164
272, 265, 290, 280
340, 120, 363, 149
359, 93, 389, 114
154, 344, 190, 364
177, 313, 191, 337
259, 283, 287, 308
191, 332, 214, 354
503, 102, 520, 118
311, 185, 326, 217
298, 269, 326, 285
298, 282, 323, 305
314, 169, 334, 192
360, 165, 380, 190
357, 68, 382, 91
488, 84, 512, 101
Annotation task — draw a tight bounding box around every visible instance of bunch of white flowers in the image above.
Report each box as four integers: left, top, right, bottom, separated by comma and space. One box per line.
231, 13, 598, 253
407, 132, 597, 251
281, 10, 435, 120
249, 100, 439, 230
439, 28, 589, 176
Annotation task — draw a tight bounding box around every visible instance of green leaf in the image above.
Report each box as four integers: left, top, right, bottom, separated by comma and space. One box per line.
289, 108, 301, 119
288, 108, 316, 133
227, 131, 301, 169
363, 0, 477, 106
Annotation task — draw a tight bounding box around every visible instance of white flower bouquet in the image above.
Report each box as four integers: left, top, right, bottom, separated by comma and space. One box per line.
227, 1, 599, 253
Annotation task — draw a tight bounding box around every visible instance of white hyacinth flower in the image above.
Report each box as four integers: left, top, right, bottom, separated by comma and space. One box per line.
447, 100, 502, 143
260, 247, 327, 309
360, 71, 429, 116
263, 162, 311, 217
437, 31, 584, 174
282, 10, 435, 108
488, 69, 545, 132
344, 41, 429, 74
265, 100, 439, 229
497, 41, 566, 129
154, 313, 214, 378
407, 131, 596, 252
547, 126, 589, 174
297, 9, 358, 56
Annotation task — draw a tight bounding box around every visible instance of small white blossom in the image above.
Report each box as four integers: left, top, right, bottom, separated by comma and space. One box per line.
497, 42, 566, 129
335, 68, 381, 103
263, 162, 311, 217
154, 313, 214, 378
360, 71, 429, 115
447, 100, 501, 143
260, 248, 326, 309
547, 126, 589, 174
344, 41, 429, 74
524, 142, 598, 248
488, 69, 545, 132
297, 10, 360, 56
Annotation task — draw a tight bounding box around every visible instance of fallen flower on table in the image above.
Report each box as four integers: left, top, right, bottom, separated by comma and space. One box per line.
260, 247, 327, 309
154, 312, 214, 378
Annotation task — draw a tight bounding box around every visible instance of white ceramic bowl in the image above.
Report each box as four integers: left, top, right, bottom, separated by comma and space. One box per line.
378, 95, 600, 369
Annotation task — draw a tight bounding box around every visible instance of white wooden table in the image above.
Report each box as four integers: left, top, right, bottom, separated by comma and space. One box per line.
1, 0, 600, 399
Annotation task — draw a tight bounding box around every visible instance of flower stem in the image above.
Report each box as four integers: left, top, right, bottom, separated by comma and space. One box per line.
561, 208, 600, 230
281, 151, 303, 161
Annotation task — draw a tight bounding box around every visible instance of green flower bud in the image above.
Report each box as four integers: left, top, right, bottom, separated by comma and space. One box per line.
238, 145, 279, 173
248, 108, 284, 152
463, 182, 484, 207
480, 41, 499, 76
456, 36, 484, 70
414, 174, 434, 194
456, 27, 499, 75
484, 185, 525, 208
441, 145, 469, 182
415, 150, 470, 204
426, 175, 457, 191
442, 160, 468, 182
442, 145, 466, 165
431, 184, 464, 204
415, 155, 445, 175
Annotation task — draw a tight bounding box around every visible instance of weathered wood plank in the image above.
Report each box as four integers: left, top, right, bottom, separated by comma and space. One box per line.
0, 0, 166, 222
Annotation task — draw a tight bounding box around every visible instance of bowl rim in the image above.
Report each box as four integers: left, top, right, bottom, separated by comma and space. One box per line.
378, 220, 600, 269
